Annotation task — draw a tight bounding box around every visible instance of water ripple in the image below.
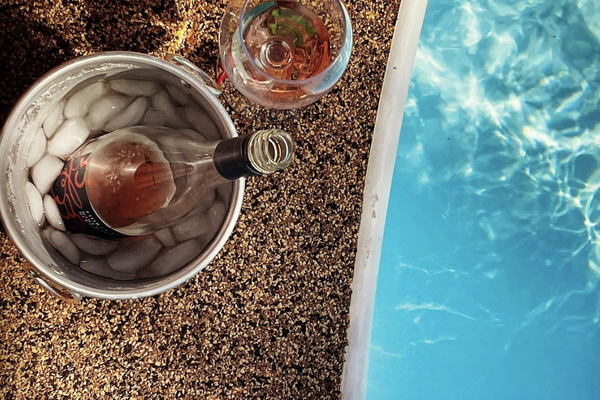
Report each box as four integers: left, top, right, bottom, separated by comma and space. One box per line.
401, 0, 600, 337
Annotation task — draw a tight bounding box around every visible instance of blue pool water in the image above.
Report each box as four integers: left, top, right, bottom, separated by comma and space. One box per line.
367, 0, 600, 399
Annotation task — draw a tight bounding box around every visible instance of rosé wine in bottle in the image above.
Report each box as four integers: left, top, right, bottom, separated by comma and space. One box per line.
50, 127, 295, 238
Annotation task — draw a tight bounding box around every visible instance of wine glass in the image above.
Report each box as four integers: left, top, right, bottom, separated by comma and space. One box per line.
218, 0, 352, 119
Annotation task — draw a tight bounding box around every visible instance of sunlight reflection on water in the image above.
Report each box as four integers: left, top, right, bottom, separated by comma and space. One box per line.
368, 1, 600, 398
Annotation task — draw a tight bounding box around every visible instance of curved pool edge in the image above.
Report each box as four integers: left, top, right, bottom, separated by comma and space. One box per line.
341, 1, 429, 398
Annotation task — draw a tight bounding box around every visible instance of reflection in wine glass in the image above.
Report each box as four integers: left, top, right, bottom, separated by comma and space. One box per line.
219, 0, 352, 118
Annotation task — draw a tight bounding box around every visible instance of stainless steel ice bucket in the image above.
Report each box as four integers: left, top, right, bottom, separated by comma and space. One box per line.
0, 52, 244, 301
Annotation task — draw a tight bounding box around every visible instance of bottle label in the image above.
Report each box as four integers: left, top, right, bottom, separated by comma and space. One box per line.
50, 154, 127, 239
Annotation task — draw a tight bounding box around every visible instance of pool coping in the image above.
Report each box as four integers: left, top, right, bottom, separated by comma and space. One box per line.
340, 1, 429, 398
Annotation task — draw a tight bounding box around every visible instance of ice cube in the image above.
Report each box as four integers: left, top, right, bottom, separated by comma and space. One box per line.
216, 183, 233, 202
49, 230, 81, 265
64, 82, 108, 119
42, 226, 53, 243
104, 68, 169, 84
172, 211, 210, 242
104, 96, 149, 132
147, 239, 202, 277
207, 199, 227, 238
177, 128, 207, 141
153, 133, 178, 154
166, 84, 191, 106
184, 104, 221, 141
198, 189, 216, 214
80, 256, 135, 281
166, 107, 191, 129
43, 194, 65, 231
135, 267, 158, 279
47, 117, 90, 159
155, 228, 176, 247
109, 79, 159, 97
86, 95, 129, 132
26, 128, 47, 168
31, 154, 64, 194
142, 108, 167, 126
151, 90, 177, 120
70, 234, 119, 256
42, 101, 65, 138
25, 181, 44, 225
107, 235, 162, 274
153, 129, 206, 163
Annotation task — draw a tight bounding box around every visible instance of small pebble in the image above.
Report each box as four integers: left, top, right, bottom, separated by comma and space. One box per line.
25, 181, 44, 225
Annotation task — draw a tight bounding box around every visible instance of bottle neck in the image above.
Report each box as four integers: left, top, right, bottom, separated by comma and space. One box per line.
213, 135, 254, 180
213, 129, 295, 180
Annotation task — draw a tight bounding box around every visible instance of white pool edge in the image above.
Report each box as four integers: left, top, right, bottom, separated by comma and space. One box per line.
341, 1, 428, 399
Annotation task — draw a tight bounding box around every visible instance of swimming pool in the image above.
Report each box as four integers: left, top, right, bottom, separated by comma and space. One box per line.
345, 0, 600, 398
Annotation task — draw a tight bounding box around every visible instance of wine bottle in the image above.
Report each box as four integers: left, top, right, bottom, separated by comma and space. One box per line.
50, 126, 295, 238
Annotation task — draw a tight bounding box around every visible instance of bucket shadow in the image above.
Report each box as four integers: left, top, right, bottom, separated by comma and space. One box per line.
0, 10, 75, 126
0, 1, 186, 127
